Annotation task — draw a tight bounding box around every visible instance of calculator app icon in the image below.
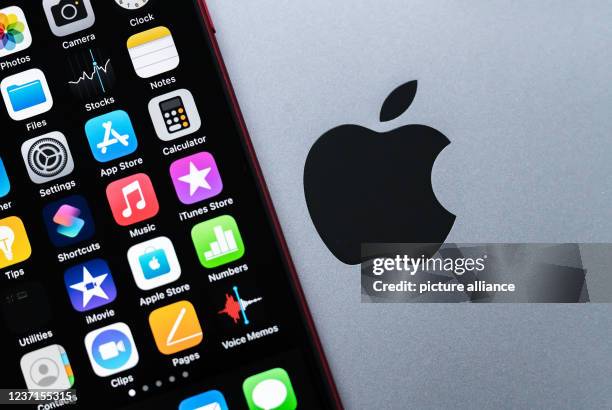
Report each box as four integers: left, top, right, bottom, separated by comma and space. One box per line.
148, 89, 201, 141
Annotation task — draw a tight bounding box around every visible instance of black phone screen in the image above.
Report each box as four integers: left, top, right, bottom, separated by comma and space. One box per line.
0, 1, 338, 408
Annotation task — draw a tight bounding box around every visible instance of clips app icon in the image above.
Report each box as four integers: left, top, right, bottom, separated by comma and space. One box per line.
170, 152, 222, 204
20, 344, 74, 390
0, 6, 32, 57
106, 173, 159, 226
127, 236, 181, 290
64, 259, 116, 312
85, 110, 138, 162
0, 216, 31, 269
85, 322, 139, 377
21, 132, 74, 184
149, 300, 203, 355
1, 69, 53, 121
43, 195, 95, 246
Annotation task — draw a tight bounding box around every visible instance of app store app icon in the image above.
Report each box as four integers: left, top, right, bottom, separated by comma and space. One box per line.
85, 110, 138, 162
84, 322, 139, 377
127, 236, 181, 290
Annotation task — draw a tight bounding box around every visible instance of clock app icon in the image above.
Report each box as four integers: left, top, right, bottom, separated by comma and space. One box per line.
115, 0, 149, 10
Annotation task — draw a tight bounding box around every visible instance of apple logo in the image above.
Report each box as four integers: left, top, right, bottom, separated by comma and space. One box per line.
148, 256, 161, 271
304, 80, 455, 264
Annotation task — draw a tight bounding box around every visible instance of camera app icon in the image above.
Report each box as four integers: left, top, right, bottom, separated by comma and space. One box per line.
84, 322, 139, 377
43, 0, 95, 37
20, 344, 75, 390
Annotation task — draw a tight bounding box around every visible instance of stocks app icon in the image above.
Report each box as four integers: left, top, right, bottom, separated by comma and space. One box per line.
67, 48, 115, 100
84, 322, 139, 377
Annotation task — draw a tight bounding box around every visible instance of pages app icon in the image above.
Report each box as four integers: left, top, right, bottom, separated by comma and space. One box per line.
127, 26, 179, 78
149, 300, 203, 355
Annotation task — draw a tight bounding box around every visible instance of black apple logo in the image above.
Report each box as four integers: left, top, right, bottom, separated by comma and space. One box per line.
304, 80, 455, 264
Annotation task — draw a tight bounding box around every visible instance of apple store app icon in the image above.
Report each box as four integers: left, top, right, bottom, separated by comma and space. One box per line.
127, 236, 181, 290
20, 344, 75, 390
84, 322, 139, 377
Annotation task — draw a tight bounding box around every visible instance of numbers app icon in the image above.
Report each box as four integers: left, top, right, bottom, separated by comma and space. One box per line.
106, 173, 159, 226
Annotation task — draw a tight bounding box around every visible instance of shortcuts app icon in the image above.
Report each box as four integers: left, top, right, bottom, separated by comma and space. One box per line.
84, 322, 139, 377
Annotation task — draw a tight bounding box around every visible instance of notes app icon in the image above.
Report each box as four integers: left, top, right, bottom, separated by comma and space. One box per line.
149, 300, 203, 355
127, 26, 179, 79
106, 173, 159, 226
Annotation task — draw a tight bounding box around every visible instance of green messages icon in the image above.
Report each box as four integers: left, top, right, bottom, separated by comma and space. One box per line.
191, 215, 245, 268
243, 368, 297, 410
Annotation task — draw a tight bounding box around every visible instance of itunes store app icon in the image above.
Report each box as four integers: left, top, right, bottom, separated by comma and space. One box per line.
106, 173, 159, 226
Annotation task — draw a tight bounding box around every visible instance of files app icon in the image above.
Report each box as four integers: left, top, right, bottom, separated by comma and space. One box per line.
1, 69, 53, 120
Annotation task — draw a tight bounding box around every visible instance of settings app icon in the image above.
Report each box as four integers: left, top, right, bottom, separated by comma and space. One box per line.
21, 132, 74, 184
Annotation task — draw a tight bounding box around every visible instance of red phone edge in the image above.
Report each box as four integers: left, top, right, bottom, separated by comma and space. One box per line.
194, 1, 344, 408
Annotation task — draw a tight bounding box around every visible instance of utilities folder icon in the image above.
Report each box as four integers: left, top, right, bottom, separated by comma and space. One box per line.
127, 26, 180, 78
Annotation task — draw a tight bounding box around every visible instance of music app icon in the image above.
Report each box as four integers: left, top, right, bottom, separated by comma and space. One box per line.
106, 173, 159, 226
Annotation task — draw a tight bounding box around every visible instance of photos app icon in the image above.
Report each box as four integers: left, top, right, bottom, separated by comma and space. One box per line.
0, 6, 32, 58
